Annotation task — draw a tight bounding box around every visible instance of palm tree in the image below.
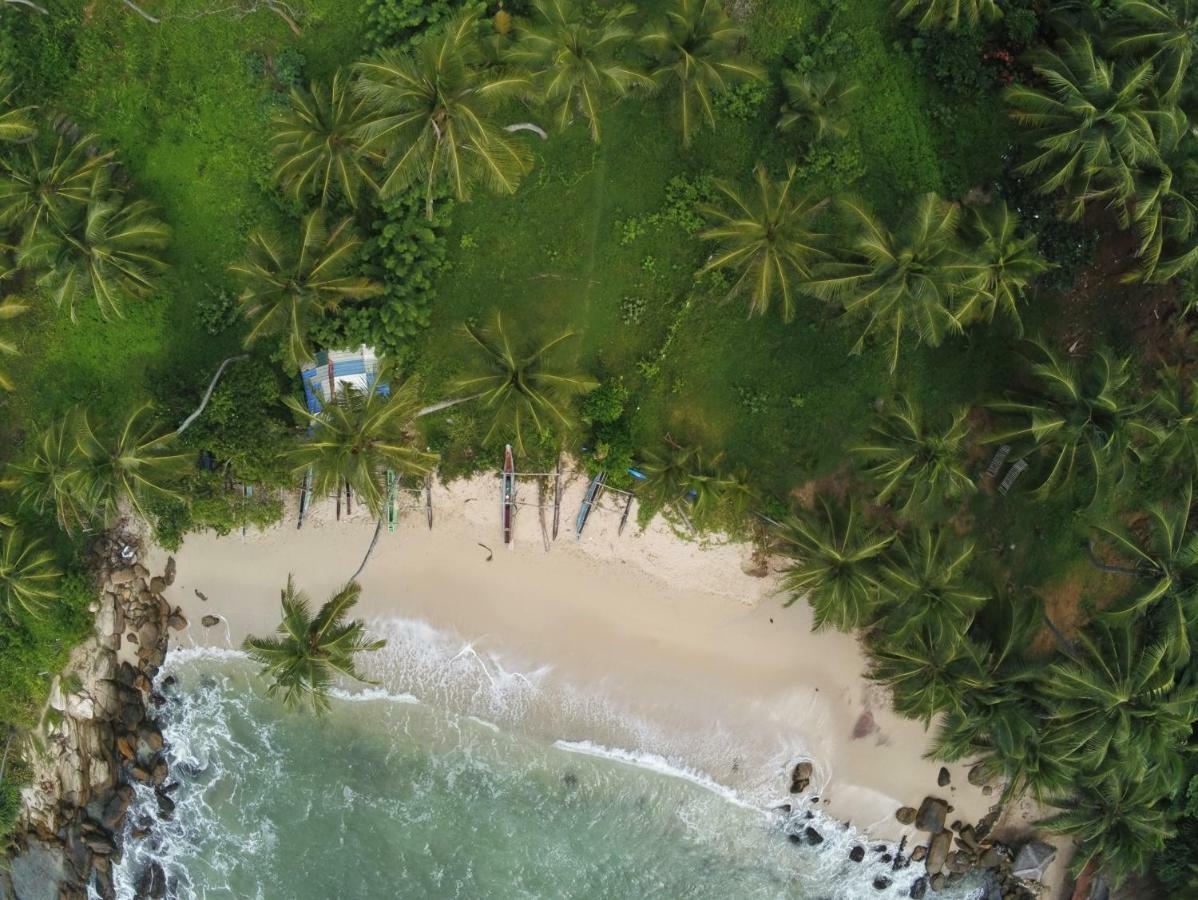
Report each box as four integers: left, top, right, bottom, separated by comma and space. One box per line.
286, 367, 438, 518
880, 527, 988, 649
806, 194, 968, 373
508, 0, 649, 143
954, 202, 1051, 334
231, 210, 382, 368
696, 164, 829, 321
867, 626, 985, 725
243, 576, 385, 714
1123, 156, 1198, 282
1090, 482, 1198, 625
455, 311, 597, 454
988, 342, 1149, 501
1004, 36, 1182, 222
271, 70, 380, 210
640, 0, 764, 146
894, 0, 1001, 29
1108, 0, 1198, 100
1041, 769, 1175, 886
930, 597, 1074, 801
75, 404, 188, 526
0, 298, 27, 391
354, 12, 533, 216
0, 135, 111, 240
1043, 624, 1197, 795
1145, 365, 1198, 474
0, 529, 60, 621
0, 75, 36, 144
638, 441, 735, 529
854, 397, 974, 513
774, 498, 893, 632
777, 70, 857, 142
1, 415, 90, 534
20, 178, 170, 321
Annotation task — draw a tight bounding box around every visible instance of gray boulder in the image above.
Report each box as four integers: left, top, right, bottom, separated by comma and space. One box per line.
9, 840, 68, 900
926, 828, 953, 873
1011, 840, 1056, 882
914, 796, 948, 832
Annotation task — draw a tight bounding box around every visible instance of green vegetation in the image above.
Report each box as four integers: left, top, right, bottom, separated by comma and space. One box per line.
1, 0, 1198, 889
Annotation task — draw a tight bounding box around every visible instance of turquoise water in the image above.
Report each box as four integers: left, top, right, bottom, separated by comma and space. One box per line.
111, 638, 983, 900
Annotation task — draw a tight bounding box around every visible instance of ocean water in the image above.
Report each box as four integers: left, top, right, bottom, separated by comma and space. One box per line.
110, 623, 984, 900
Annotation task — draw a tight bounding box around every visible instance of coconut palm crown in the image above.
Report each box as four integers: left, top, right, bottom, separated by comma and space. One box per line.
231, 210, 382, 368
508, 0, 649, 143
894, 0, 1001, 30
640, 0, 764, 146
697, 163, 829, 321
0, 528, 61, 622
955, 201, 1051, 334
455, 311, 597, 454
271, 70, 380, 210
776, 70, 858, 143
806, 193, 968, 373
243, 577, 385, 714
354, 12, 533, 216
1108, 0, 1198, 100
286, 367, 438, 518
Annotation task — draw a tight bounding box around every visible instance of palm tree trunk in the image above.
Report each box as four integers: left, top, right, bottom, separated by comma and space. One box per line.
351, 516, 385, 582
416, 395, 478, 418
177, 354, 249, 435
3, 0, 49, 13
121, 0, 161, 23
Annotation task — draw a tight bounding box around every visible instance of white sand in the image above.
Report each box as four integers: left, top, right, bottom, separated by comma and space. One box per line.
146, 470, 996, 844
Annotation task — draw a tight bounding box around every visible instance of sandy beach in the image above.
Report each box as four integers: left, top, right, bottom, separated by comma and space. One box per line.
146, 470, 998, 846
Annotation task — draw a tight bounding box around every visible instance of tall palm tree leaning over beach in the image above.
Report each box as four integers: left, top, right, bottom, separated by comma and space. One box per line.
507, 0, 650, 143
353, 11, 533, 217
243, 576, 385, 715
0, 528, 61, 622
696, 163, 829, 322
640, 0, 763, 146
231, 209, 383, 368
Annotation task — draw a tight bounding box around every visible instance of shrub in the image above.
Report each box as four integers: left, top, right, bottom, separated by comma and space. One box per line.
150, 475, 285, 551
307, 193, 452, 365
363, 0, 456, 51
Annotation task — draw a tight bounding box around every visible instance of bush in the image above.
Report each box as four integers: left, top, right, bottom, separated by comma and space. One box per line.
310, 192, 453, 366
904, 26, 998, 101
363, 0, 456, 51
581, 378, 634, 485
150, 474, 285, 551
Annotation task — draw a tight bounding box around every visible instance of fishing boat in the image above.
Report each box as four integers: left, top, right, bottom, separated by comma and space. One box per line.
575, 471, 607, 540
501, 444, 517, 547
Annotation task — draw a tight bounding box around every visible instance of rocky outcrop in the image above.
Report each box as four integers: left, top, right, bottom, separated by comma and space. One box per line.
0, 527, 177, 900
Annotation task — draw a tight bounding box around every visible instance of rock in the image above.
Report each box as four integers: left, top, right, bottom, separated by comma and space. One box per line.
978, 847, 1002, 869
93, 785, 134, 831
937, 766, 950, 787
787, 832, 801, 845
805, 827, 823, 845
155, 791, 176, 819
956, 825, 978, 850
930, 873, 945, 892
790, 761, 813, 794
201, 615, 221, 628
64, 693, 95, 720
911, 845, 926, 862
84, 831, 116, 855
167, 611, 187, 631
140, 726, 164, 752
880, 853, 892, 863
872, 876, 892, 890
137, 621, 161, 648
909, 876, 928, 899
127, 632, 138, 645
150, 576, 167, 593
131, 766, 152, 783
849, 845, 865, 863
95, 596, 117, 637
1011, 840, 1056, 882
133, 563, 149, 579
136, 861, 167, 899
895, 806, 917, 825
109, 567, 136, 585
152, 761, 168, 785
915, 796, 948, 833
164, 556, 176, 585
927, 828, 953, 873
982, 785, 993, 796
9, 839, 68, 900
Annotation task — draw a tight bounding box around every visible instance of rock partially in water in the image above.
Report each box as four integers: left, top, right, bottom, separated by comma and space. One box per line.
895, 806, 916, 825
849, 845, 865, 863
872, 875, 892, 890
909, 876, 928, 899
804, 827, 823, 846
789, 761, 813, 794
136, 860, 167, 899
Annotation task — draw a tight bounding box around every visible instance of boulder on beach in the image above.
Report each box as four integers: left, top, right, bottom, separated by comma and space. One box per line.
789, 761, 813, 794
926, 828, 953, 873
914, 796, 948, 833
201, 615, 221, 628
1011, 840, 1056, 882
895, 806, 916, 825
937, 766, 950, 787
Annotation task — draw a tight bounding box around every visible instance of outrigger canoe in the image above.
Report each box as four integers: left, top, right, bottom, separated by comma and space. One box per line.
501, 444, 517, 547
575, 471, 607, 540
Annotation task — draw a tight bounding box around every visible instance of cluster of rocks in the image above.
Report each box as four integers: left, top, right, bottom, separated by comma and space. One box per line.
0, 533, 180, 900
783, 761, 1051, 899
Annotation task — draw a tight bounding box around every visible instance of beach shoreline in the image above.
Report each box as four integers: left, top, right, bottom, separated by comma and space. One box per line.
146, 469, 1001, 849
